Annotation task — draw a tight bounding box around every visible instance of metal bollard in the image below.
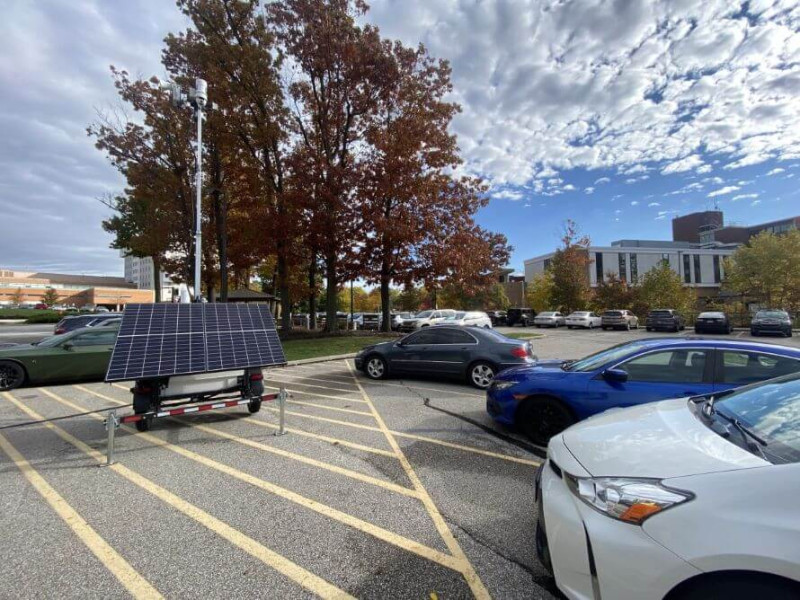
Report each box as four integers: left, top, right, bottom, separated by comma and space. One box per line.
275, 388, 287, 436
104, 410, 119, 466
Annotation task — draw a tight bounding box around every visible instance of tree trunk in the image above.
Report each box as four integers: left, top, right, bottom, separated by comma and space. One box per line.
325, 252, 338, 333
380, 256, 391, 333
152, 256, 162, 303
277, 248, 291, 331
212, 143, 228, 302
308, 248, 318, 329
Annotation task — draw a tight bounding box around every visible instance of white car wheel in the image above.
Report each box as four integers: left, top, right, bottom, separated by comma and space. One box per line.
469, 362, 495, 389
366, 356, 386, 379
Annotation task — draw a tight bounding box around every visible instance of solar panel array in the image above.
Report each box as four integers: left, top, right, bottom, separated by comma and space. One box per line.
106, 303, 286, 382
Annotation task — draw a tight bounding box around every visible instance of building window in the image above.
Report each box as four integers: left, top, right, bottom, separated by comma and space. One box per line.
618, 253, 627, 281
661, 253, 670, 266
694, 254, 702, 283
713, 255, 721, 284
629, 253, 638, 282
595, 252, 604, 283
683, 254, 691, 284
543, 259, 551, 270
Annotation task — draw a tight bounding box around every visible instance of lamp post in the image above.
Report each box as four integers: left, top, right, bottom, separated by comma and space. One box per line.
163, 78, 208, 302
350, 280, 354, 330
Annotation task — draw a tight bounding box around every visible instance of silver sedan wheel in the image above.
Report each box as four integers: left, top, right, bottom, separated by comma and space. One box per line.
366, 357, 385, 379
470, 363, 495, 389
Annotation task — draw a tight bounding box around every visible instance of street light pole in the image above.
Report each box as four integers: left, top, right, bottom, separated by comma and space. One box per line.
350, 280, 354, 330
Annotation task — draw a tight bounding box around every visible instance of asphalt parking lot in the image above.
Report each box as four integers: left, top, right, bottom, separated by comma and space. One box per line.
1, 327, 797, 599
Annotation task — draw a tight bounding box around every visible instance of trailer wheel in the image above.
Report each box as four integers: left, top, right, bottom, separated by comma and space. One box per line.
133, 393, 153, 432
248, 398, 262, 414
135, 418, 151, 432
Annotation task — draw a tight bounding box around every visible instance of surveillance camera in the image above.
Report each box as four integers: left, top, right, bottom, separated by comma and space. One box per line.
195, 79, 208, 107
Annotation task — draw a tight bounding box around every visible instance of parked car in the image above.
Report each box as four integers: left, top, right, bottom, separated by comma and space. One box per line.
355, 326, 536, 389
440, 311, 493, 328
565, 311, 601, 329
486, 310, 507, 326
34, 303, 49, 310
536, 373, 800, 600
397, 309, 456, 332
487, 338, 800, 444
54, 312, 121, 335
694, 311, 733, 334
0, 325, 119, 391
534, 311, 565, 328
390, 312, 415, 331
601, 309, 639, 330
645, 308, 686, 332
751, 309, 793, 337
361, 313, 382, 330
506, 307, 535, 327
94, 306, 110, 313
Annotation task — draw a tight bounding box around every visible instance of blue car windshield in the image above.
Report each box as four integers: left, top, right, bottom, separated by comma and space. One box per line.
563, 340, 654, 372
715, 375, 800, 464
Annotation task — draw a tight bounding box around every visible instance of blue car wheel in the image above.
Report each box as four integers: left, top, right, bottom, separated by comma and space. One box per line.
517, 396, 575, 445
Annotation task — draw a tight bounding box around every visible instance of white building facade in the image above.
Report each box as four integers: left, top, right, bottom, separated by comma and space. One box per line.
122, 253, 176, 301
524, 241, 736, 290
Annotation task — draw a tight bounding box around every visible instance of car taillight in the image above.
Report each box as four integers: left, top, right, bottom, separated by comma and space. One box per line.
55, 328, 65, 334
249, 372, 264, 381
511, 346, 528, 358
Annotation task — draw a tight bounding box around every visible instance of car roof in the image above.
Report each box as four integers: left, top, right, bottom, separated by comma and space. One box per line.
626, 337, 800, 355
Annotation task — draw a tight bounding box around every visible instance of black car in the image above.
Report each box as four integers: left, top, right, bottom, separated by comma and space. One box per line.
645, 309, 685, 332
506, 307, 535, 327
487, 310, 507, 326
751, 309, 793, 337
354, 326, 536, 389
694, 311, 733, 334
54, 313, 120, 335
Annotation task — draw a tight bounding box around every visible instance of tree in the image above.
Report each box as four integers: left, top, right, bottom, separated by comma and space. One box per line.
636, 262, 696, 318
724, 230, 800, 312
42, 288, 60, 307
549, 220, 592, 313
397, 285, 425, 312
526, 270, 554, 313
592, 272, 633, 312
11, 288, 23, 306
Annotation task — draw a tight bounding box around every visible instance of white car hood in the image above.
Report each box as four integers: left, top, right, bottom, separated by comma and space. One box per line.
562, 398, 766, 479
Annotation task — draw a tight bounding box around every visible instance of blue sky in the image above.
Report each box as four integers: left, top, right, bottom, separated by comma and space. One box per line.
1, 0, 798, 276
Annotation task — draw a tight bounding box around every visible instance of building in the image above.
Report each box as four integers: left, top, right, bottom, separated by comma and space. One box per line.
0, 269, 153, 308
498, 268, 527, 307
123, 253, 176, 302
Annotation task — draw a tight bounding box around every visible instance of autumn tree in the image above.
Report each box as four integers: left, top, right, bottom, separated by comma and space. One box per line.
396, 285, 425, 312
549, 220, 592, 313
526, 270, 554, 312
42, 288, 60, 307
592, 272, 633, 312
724, 230, 800, 312
636, 262, 696, 318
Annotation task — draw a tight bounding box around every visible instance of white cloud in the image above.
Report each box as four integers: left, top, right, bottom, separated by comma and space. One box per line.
648, 201, 661, 207
594, 177, 610, 185
731, 193, 759, 201
767, 167, 786, 175
708, 185, 740, 197
630, 201, 639, 206
704, 177, 724, 185
751, 199, 762, 206
584, 186, 595, 194
492, 189, 524, 201
562, 184, 576, 191
696, 164, 713, 174
662, 155, 704, 174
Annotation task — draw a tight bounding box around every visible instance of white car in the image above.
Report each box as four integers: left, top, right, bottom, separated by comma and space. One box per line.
536, 374, 800, 600
565, 311, 602, 329
398, 309, 456, 332
440, 311, 493, 328
534, 311, 565, 328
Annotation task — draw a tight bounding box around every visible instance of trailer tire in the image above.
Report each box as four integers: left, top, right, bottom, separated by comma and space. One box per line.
248, 398, 262, 414
135, 418, 151, 432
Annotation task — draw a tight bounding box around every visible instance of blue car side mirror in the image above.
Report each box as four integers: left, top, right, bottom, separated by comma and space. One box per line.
602, 368, 628, 383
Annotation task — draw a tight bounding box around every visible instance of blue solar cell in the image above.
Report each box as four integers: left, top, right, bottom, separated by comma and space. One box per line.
105, 303, 285, 382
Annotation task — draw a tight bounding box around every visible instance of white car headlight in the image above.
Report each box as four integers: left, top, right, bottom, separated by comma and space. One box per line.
565, 476, 692, 524
492, 380, 518, 391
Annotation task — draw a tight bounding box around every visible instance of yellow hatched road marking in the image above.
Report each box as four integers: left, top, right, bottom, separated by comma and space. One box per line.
366, 380, 484, 399
273, 372, 361, 388
346, 362, 491, 599
263, 385, 368, 404
5, 392, 353, 600
263, 407, 541, 467
39, 388, 463, 572
0, 417, 163, 599
74, 387, 417, 499
266, 379, 360, 395
286, 399, 373, 417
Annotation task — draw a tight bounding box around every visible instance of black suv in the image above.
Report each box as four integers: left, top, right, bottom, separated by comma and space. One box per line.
645, 309, 685, 332
506, 308, 535, 327
751, 309, 793, 337
487, 310, 507, 326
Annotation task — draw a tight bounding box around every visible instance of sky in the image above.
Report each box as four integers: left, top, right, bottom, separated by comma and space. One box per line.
1, 0, 799, 277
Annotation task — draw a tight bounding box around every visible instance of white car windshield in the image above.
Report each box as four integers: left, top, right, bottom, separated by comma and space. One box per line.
415, 310, 433, 318
569, 312, 590, 317
539, 312, 556, 317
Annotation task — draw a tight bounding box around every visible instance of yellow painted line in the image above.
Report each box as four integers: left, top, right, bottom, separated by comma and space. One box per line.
40, 389, 462, 573
264, 407, 540, 467
74, 387, 416, 498
266, 379, 361, 395
273, 372, 361, 388
346, 362, 491, 599
369, 380, 484, 399
0, 415, 162, 600
287, 400, 373, 417
262, 385, 369, 404
11, 393, 352, 599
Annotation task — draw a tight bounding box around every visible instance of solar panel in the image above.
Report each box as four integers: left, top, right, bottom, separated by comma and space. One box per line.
106, 303, 286, 382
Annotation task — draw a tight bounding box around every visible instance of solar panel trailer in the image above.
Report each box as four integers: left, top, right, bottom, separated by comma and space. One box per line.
106, 303, 286, 431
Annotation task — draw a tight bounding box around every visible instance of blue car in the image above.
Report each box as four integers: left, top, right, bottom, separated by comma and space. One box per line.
487, 338, 800, 445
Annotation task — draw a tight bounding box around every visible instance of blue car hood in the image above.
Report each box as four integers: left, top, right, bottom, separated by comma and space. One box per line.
497, 359, 569, 380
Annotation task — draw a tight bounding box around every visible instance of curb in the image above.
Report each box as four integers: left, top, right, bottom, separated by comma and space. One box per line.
285, 353, 357, 367
0, 320, 27, 325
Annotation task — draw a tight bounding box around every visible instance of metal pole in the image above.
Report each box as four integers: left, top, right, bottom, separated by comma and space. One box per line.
350, 280, 354, 330
275, 388, 287, 436
104, 410, 118, 466
194, 103, 204, 301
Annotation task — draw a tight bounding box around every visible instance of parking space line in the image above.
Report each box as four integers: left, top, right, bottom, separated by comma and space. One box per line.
286, 399, 374, 417
345, 362, 491, 599
365, 380, 485, 399
37, 389, 462, 573
0, 422, 163, 600
74, 387, 417, 499
4, 392, 353, 600
273, 372, 361, 388
266, 379, 361, 395
262, 386, 369, 404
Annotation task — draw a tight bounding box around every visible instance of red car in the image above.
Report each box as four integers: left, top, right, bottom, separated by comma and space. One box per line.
34, 303, 49, 310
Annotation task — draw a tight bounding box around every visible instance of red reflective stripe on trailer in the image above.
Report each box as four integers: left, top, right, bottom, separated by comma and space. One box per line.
197, 403, 216, 412
120, 414, 142, 423
262, 394, 278, 402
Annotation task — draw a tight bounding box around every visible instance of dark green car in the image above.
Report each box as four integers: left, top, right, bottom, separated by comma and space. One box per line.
0, 326, 118, 391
